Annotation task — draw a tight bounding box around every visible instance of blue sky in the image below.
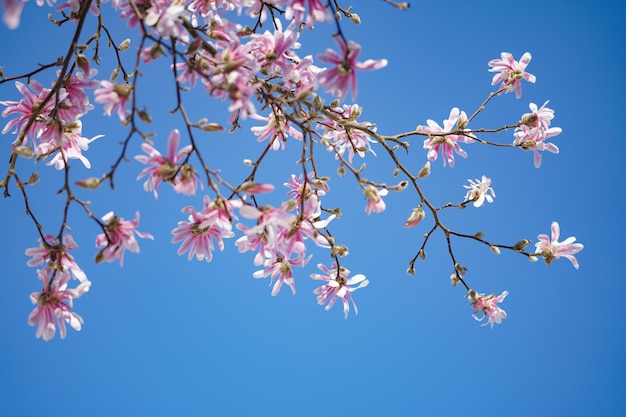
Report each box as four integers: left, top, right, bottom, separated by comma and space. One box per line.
0, 1, 624, 416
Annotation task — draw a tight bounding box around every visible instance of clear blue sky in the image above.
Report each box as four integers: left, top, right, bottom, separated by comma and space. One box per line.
1, 1, 624, 416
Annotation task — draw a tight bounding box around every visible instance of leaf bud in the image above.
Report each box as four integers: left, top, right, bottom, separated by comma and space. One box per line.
406, 266, 415, 276
337, 165, 346, 177
474, 231, 485, 239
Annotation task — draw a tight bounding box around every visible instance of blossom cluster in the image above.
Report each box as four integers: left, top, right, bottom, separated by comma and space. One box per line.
0, 0, 585, 340
1, 70, 102, 169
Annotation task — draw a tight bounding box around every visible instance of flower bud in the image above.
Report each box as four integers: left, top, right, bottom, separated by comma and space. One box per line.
513, 239, 531, 251
350, 13, 361, 24
75, 177, 102, 189
201, 122, 224, 132
467, 289, 480, 303
404, 205, 425, 228
406, 266, 415, 276
417, 161, 431, 179
27, 172, 39, 185
490, 245, 501, 255
450, 273, 461, 287
110, 67, 119, 81
119, 39, 131, 51
454, 263, 467, 276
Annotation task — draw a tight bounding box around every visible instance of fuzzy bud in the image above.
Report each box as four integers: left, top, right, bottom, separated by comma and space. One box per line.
75, 177, 102, 189
417, 161, 431, 179
490, 245, 501, 255
450, 273, 461, 287
119, 39, 131, 51
513, 239, 531, 251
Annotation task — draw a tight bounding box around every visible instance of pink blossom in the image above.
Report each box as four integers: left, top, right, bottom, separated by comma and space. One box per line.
364, 185, 388, 215
36, 120, 103, 170
283, 56, 321, 95
319, 104, 377, 162
94, 81, 132, 121
420, 107, 474, 167
144, 0, 189, 39
280, 0, 331, 28
95, 211, 153, 266
25, 234, 88, 282
311, 263, 369, 319
488, 52, 536, 99
135, 129, 196, 198
1, 80, 62, 144
250, 20, 300, 76
171, 196, 240, 262
535, 221, 584, 269
471, 291, 509, 328
463, 176, 495, 207
28, 267, 91, 341
2, 0, 25, 29
318, 37, 387, 102
514, 101, 561, 168
252, 243, 310, 296
250, 109, 303, 151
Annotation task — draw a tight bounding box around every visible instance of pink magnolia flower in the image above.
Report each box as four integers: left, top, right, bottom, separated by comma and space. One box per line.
252, 243, 311, 296
311, 263, 369, 319
171, 195, 240, 262
281, 0, 331, 28
319, 104, 377, 162
94, 81, 132, 121
250, 109, 303, 151
25, 234, 88, 282
283, 55, 321, 95
471, 290, 509, 328
514, 101, 561, 168
488, 52, 536, 99
364, 185, 388, 215
95, 211, 153, 266
2, 0, 25, 29
135, 129, 197, 198
250, 20, 300, 75
144, 0, 189, 39
463, 176, 495, 207
318, 37, 387, 102
420, 107, 474, 167
535, 221, 584, 269
28, 267, 91, 341
36, 120, 103, 170
1, 80, 62, 144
